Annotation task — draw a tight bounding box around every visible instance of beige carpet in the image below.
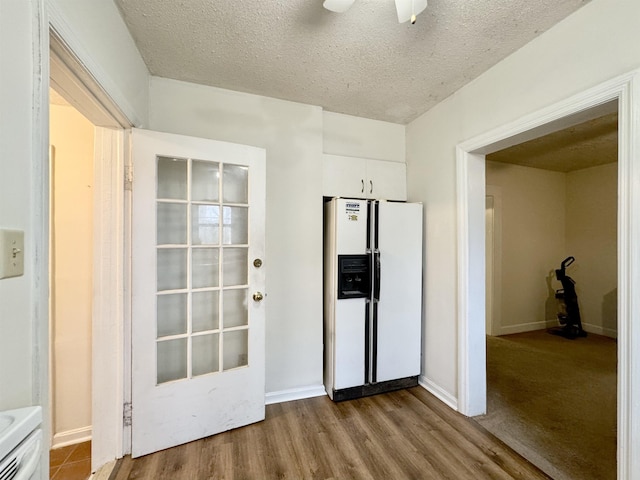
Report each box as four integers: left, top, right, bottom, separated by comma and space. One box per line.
473, 330, 617, 480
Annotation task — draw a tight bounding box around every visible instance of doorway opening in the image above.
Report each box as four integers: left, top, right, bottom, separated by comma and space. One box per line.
456, 71, 640, 479
48, 28, 131, 475
478, 111, 618, 479
48, 88, 96, 479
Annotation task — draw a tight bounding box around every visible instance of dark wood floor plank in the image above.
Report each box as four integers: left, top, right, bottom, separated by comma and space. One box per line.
110, 387, 550, 480
337, 400, 402, 479
262, 402, 308, 480
375, 392, 486, 479
406, 388, 551, 479
290, 397, 362, 479
305, 395, 377, 480
345, 394, 442, 479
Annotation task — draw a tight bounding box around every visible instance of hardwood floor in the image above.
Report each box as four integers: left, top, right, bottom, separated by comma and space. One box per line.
110, 387, 550, 480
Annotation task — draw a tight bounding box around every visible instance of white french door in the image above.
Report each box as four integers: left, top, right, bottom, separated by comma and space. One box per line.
130, 129, 266, 457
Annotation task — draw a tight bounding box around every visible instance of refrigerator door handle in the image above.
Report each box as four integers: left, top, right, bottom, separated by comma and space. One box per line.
373, 250, 381, 301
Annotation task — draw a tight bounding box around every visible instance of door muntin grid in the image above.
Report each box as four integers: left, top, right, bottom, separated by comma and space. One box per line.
156, 156, 250, 385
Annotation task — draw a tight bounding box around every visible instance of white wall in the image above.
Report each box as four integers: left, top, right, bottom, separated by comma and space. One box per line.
566, 163, 618, 336
149, 77, 324, 395
323, 111, 405, 162
0, 0, 39, 412
0, 3, 49, 477
406, 0, 640, 398
486, 161, 566, 334
50, 103, 93, 444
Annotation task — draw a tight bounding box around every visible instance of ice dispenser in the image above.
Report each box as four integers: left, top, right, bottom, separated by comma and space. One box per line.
337, 254, 370, 299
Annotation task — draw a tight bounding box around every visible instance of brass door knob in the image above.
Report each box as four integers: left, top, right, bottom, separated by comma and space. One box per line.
252, 292, 264, 302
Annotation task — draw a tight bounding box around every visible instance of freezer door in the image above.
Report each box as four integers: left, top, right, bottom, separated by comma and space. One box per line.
334, 299, 368, 389
335, 198, 369, 254
374, 201, 423, 383
325, 198, 370, 393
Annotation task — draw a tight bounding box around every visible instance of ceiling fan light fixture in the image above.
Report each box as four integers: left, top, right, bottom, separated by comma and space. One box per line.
395, 0, 428, 24
322, 0, 428, 24
322, 0, 356, 13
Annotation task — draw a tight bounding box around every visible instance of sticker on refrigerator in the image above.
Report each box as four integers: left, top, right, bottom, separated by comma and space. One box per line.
345, 202, 360, 221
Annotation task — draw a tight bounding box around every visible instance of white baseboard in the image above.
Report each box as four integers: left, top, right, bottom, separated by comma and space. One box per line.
52, 426, 92, 449
418, 376, 458, 411
265, 384, 327, 405
495, 320, 618, 339
583, 323, 618, 339
497, 320, 555, 336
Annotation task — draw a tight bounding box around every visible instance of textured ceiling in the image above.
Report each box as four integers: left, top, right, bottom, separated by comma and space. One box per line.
487, 112, 618, 172
114, 0, 589, 124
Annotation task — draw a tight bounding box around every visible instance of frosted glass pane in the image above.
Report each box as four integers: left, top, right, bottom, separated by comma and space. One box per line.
157, 293, 187, 337
223, 164, 248, 204
157, 203, 187, 245
222, 206, 248, 245
223, 289, 248, 328
192, 248, 220, 289
192, 160, 220, 202
157, 338, 187, 384
223, 329, 248, 370
191, 205, 220, 245
157, 157, 187, 200
157, 248, 187, 291
193, 290, 220, 332
222, 248, 248, 286
192, 333, 220, 376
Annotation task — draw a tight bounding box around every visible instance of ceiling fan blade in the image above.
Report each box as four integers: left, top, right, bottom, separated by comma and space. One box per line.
323, 0, 356, 13
394, 0, 428, 23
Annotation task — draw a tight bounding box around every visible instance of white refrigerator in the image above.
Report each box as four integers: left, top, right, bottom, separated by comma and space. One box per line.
324, 198, 423, 401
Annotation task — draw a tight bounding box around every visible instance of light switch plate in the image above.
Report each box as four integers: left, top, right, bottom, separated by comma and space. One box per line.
0, 229, 25, 279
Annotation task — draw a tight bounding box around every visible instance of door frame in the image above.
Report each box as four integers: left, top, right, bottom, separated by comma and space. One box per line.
484, 186, 502, 337
48, 11, 133, 471
456, 69, 640, 478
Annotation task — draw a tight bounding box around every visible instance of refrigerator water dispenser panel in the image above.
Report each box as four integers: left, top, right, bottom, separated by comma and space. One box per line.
337, 254, 370, 299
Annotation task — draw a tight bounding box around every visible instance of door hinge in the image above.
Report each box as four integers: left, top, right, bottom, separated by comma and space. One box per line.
124, 164, 133, 191
123, 402, 132, 427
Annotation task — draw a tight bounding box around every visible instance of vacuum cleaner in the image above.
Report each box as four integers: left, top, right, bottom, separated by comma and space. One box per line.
550, 256, 587, 339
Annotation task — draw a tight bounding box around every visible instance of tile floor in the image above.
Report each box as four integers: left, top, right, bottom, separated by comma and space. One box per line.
49, 441, 91, 480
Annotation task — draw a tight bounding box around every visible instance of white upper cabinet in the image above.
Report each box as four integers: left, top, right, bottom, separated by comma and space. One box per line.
322, 154, 367, 198
322, 154, 407, 201
365, 158, 407, 201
